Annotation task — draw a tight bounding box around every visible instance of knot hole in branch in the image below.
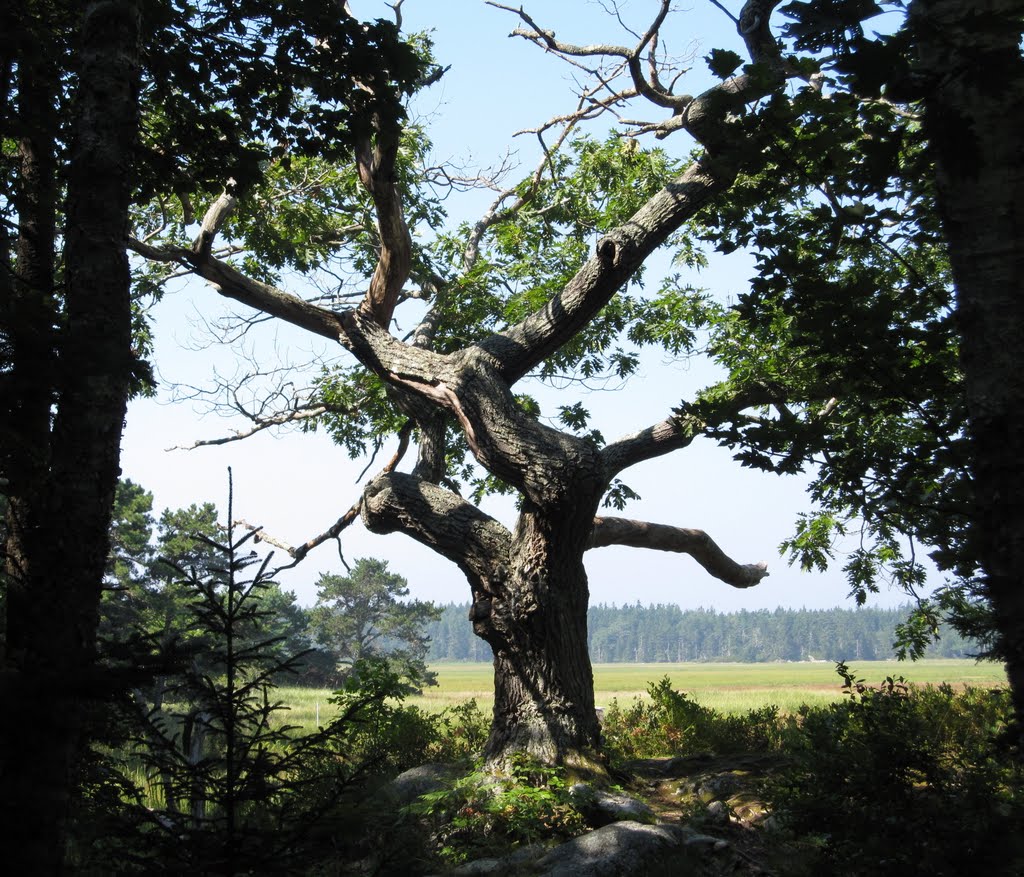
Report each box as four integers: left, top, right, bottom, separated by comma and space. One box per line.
596, 236, 620, 266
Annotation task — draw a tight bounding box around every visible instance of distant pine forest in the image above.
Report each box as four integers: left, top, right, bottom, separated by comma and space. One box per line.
425, 604, 978, 663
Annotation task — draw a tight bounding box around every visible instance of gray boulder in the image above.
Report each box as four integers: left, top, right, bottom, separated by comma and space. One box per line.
569, 783, 656, 827
383, 762, 462, 808
534, 821, 692, 876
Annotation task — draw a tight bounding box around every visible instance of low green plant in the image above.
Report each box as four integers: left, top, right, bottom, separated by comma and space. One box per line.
426, 698, 491, 762
767, 663, 1024, 877
409, 754, 588, 865
601, 676, 785, 759
323, 684, 489, 777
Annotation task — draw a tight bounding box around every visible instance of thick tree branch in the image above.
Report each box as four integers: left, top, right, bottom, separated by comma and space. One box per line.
602, 413, 704, 477
362, 471, 511, 586
341, 310, 599, 500
588, 517, 769, 588
354, 115, 412, 328
128, 237, 346, 341
602, 383, 777, 476
479, 159, 735, 383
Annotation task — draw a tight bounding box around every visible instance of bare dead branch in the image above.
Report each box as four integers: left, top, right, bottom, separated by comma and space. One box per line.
488, 1, 633, 59
234, 424, 414, 573
388, 0, 403, 29
422, 153, 518, 195
492, 0, 691, 111
166, 404, 328, 450
707, 0, 740, 26
193, 188, 237, 259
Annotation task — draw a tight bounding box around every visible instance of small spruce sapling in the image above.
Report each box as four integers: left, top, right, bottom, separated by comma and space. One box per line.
129, 472, 395, 873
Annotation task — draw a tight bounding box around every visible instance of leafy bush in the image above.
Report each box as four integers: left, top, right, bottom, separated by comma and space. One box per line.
768, 663, 1024, 877
425, 698, 491, 763
408, 754, 588, 865
326, 674, 489, 775
601, 676, 785, 759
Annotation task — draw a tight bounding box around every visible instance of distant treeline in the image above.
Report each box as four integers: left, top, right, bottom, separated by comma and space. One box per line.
425, 603, 978, 663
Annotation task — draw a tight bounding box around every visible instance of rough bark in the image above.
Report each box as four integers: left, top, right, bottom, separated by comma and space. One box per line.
363, 464, 608, 769
911, 0, 1024, 748
486, 506, 604, 770
0, 2, 141, 870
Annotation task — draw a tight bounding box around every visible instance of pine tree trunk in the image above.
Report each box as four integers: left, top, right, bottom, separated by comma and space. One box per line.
913, 0, 1024, 748
0, 3, 140, 870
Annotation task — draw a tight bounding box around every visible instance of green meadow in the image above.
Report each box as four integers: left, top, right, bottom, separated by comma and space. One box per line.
279, 659, 1007, 730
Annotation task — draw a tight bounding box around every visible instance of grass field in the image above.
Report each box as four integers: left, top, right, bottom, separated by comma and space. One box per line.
279, 659, 1007, 730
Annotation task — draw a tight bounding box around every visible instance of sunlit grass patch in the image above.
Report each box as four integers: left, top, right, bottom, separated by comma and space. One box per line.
278, 658, 1006, 728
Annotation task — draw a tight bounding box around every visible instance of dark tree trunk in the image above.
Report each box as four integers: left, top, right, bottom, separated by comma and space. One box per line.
0, 2, 141, 870
912, 0, 1024, 748
477, 508, 603, 770
0, 10, 64, 870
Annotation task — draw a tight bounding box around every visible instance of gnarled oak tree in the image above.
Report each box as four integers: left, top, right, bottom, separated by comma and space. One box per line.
132, 0, 1016, 766
132, 0, 809, 769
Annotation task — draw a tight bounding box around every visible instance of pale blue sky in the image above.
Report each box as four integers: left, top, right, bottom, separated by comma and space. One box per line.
120, 0, 936, 611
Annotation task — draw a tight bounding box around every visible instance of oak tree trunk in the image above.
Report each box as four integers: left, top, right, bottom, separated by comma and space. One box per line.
476, 508, 603, 770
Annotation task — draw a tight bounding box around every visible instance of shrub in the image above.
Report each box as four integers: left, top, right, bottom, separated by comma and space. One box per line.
768, 663, 1024, 877
73, 487, 460, 875
601, 676, 785, 759
408, 754, 588, 865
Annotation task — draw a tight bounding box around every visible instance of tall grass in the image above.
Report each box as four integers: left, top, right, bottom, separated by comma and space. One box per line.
277, 659, 1007, 730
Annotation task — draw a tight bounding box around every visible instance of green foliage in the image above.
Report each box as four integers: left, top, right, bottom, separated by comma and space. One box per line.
768, 663, 1024, 876
705, 48, 743, 79
601, 676, 785, 760
427, 699, 491, 762
106, 479, 156, 585
100, 485, 309, 699
136, 0, 430, 201
306, 557, 441, 689
83, 485, 438, 874
686, 29, 979, 642
781, 0, 885, 55
409, 755, 588, 865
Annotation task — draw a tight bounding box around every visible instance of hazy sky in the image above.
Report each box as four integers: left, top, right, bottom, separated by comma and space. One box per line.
119, 0, 934, 611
